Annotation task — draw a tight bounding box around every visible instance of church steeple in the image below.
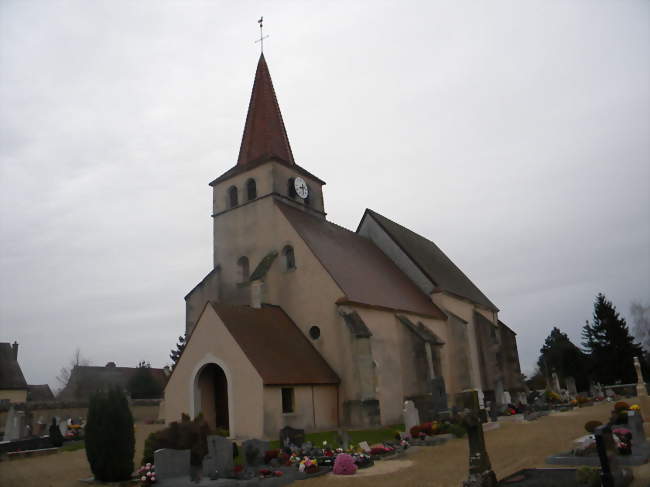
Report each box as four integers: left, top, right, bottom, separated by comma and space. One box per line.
237, 54, 295, 166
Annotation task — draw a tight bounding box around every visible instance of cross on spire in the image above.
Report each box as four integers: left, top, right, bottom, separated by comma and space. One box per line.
255, 16, 269, 53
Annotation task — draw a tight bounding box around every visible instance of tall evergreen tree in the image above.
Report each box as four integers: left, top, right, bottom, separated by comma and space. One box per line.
538, 327, 589, 391
582, 293, 644, 384
170, 334, 186, 370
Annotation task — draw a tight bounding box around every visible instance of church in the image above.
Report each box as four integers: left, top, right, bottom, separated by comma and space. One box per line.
163, 53, 524, 439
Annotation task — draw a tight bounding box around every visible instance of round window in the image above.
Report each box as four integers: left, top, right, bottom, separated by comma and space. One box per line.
309, 326, 321, 340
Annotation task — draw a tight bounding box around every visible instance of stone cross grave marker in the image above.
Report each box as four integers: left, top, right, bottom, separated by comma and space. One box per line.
202, 435, 234, 478
242, 439, 269, 467
403, 400, 420, 437
279, 425, 305, 448
458, 390, 497, 487
154, 448, 191, 481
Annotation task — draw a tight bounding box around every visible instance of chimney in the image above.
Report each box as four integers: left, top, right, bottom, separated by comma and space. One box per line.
11, 341, 18, 360
250, 280, 263, 309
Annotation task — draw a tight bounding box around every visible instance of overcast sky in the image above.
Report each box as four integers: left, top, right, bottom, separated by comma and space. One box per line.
1, 1, 648, 392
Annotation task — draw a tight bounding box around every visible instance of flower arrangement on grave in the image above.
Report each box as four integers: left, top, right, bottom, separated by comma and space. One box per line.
613, 428, 632, 455
545, 390, 562, 403
288, 452, 301, 465
264, 449, 279, 464
353, 452, 373, 469
576, 395, 590, 405
137, 463, 156, 485
233, 465, 244, 474
333, 453, 357, 475
369, 444, 394, 456
298, 457, 319, 474
614, 401, 630, 412
400, 439, 409, 449
258, 468, 284, 478
584, 420, 603, 433
630, 404, 641, 411
570, 399, 578, 407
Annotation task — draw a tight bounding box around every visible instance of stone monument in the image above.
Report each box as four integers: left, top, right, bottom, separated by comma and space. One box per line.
403, 400, 420, 436
565, 376, 578, 399
551, 372, 561, 394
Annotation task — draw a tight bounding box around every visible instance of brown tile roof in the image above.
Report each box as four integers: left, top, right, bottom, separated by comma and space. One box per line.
278, 202, 447, 319
237, 54, 294, 167
0, 342, 27, 390
58, 365, 167, 400
27, 384, 54, 401
361, 209, 499, 312
210, 303, 339, 385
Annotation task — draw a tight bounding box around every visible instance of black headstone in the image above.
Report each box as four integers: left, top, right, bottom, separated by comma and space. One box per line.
279, 426, 305, 448
431, 376, 448, 413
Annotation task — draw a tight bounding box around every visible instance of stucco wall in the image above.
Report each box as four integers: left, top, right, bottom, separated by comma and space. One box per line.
0, 389, 27, 404
262, 385, 337, 438
164, 305, 264, 439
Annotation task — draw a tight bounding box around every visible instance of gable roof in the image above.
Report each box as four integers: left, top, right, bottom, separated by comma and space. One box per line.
277, 202, 447, 320
27, 384, 54, 401
0, 342, 27, 390
237, 53, 294, 167
361, 209, 498, 312
210, 303, 339, 385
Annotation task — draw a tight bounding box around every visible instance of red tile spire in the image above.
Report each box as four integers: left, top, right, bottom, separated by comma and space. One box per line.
237, 54, 295, 166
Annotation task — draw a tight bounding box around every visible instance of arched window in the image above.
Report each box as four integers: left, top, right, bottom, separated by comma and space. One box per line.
287, 178, 297, 198
283, 245, 296, 270
246, 179, 257, 201
237, 256, 249, 282
228, 186, 238, 208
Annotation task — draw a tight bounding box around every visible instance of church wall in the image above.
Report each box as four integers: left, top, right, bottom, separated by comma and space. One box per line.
264, 208, 362, 411
262, 385, 337, 437
357, 216, 434, 295
185, 269, 220, 335
212, 164, 275, 216
164, 305, 264, 439
432, 293, 484, 392
271, 163, 325, 215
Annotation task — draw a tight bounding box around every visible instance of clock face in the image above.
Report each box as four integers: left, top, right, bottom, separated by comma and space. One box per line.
294, 177, 309, 199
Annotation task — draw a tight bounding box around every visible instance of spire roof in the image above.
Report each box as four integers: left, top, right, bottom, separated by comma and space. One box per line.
237, 54, 295, 166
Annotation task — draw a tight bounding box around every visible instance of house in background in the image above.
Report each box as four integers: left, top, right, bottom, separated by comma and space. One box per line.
58, 362, 167, 401
0, 342, 54, 404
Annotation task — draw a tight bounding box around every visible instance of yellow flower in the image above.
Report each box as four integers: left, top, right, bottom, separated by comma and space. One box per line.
631, 404, 641, 411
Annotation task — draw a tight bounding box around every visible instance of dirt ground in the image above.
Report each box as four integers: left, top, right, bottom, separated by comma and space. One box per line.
1, 403, 649, 487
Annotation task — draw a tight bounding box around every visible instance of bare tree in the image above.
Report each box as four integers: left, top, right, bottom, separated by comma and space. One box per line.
630, 301, 650, 353
55, 347, 89, 394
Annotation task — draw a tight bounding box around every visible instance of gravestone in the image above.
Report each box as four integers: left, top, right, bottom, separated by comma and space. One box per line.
202, 435, 234, 478
431, 376, 448, 413
627, 411, 646, 447
502, 391, 512, 406
477, 390, 485, 409
403, 400, 420, 436
488, 401, 498, 422
242, 439, 269, 467
58, 419, 68, 437
565, 377, 578, 398
154, 448, 191, 481
459, 390, 497, 487
551, 372, 561, 394
358, 441, 371, 453
3, 406, 18, 441
279, 425, 305, 448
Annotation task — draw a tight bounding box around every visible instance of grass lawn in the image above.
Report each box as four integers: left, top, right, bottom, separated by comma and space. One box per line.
60, 440, 85, 452
267, 424, 404, 450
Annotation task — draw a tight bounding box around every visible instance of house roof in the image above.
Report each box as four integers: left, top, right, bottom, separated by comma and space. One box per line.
277, 202, 447, 320
210, 303, 339, 385
237, 53, 294, 167
0, 342, 27, 390
58, 365, 167, 400
361, 209, 498, 312
27, 384, 54, 401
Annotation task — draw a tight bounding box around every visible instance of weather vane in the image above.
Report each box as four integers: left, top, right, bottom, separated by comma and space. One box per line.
255, 16, 269, 53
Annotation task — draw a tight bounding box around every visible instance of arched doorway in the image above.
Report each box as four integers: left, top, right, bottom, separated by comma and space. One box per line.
196, 363, 229, 432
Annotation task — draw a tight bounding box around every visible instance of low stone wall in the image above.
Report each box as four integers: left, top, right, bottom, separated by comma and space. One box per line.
0, 399, 162, 433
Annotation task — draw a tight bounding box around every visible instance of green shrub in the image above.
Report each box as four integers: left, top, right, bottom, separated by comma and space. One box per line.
85, 388, 135, 482
142, 413, 210, 466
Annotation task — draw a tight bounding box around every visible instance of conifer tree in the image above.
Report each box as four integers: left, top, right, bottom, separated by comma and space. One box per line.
582, 293, 644, 384
538, 327, 589, 390
85, 387, 135, 482
169, 334, 186, 369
